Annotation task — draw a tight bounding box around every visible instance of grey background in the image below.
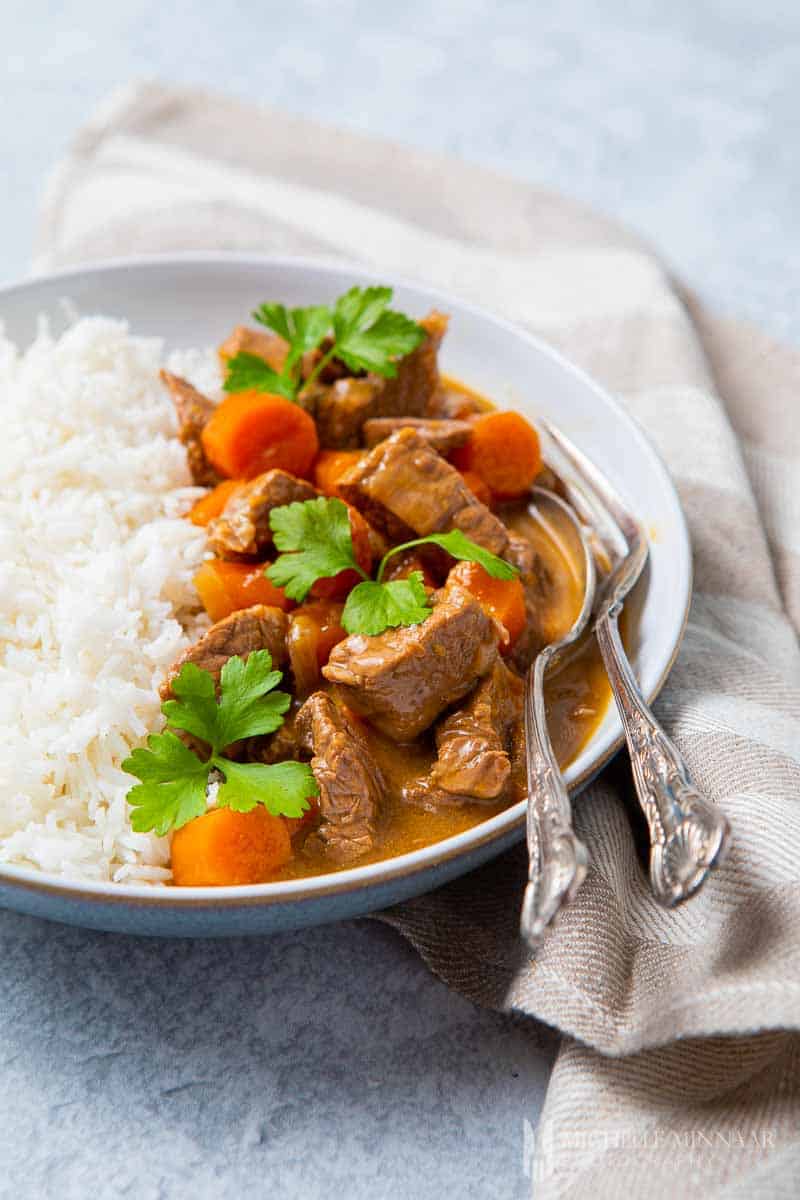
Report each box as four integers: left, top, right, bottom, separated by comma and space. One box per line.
4, 0, 800, 343
1, 1, 796, 1197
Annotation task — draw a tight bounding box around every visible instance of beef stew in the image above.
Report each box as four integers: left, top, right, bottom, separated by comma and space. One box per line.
136, 287, 614, 886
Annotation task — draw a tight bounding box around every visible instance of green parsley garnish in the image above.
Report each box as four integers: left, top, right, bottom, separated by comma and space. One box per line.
122, 651, 318, 835
380, 529, 519, 583
267, 496, 370, 602
222, 351, 295, 401
223, 286, 425, 402
341, 572, 431, 637
264, 497, 518, 637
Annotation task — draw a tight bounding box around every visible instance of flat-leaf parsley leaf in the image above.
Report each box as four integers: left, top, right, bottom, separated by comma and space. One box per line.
123, 732, 210, 836
215, 759, 319, 818
122, 651, 318, 835
377, 531, 518, 583
329, 287, 424, 379
222, 351, 295, 400
265, 497, 518, 637
223, 286, 425, 402
341, 572, 431, 636
266, 496, 369, 602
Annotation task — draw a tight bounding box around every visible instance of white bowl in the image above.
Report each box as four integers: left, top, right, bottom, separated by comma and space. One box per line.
0, 255, 691, 936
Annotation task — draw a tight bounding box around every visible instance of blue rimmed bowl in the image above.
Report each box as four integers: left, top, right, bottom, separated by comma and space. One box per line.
0, 254, 691, 936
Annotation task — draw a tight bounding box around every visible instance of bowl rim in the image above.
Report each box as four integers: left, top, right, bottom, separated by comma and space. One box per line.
0, 251, 692, 907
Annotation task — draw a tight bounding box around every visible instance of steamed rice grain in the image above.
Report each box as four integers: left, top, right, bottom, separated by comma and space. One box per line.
0, 318, 219, 883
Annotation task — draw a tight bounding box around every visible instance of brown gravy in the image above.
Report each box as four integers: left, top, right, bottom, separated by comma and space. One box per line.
274, 386, 614, 879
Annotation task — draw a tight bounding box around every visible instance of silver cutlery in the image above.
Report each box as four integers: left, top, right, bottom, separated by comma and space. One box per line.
520, 486, 597, 946
541, 419, 730, 906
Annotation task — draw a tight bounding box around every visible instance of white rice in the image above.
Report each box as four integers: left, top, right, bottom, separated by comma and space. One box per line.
0, 317, 223, 883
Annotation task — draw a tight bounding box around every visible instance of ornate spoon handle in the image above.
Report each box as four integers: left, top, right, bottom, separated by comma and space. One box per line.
596, 605, 730, 905
520, 654, 589, 945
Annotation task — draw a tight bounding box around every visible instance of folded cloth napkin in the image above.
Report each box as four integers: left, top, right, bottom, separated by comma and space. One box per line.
36, 82, 800, 1195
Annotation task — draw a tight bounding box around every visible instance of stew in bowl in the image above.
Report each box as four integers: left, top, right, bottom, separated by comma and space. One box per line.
140, 286, 613, 886
0, 254, 691, 935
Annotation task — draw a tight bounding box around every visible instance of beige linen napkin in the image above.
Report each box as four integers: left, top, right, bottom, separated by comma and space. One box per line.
36, 82, 800, 1194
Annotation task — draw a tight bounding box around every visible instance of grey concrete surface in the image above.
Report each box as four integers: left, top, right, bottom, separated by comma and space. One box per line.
3, 0, 799, 343
0, 912, 553, 1199
1, 2, 796, 1197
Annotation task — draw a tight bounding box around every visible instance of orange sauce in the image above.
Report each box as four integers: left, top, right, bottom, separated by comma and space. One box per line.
272, 381, 615, 880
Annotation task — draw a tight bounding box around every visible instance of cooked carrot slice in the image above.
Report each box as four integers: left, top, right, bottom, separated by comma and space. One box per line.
448, 560, 527, 648
458, 469, 493, 507
313, 449, 365, 498
201, 391, 319, 481
451, 411, 541, 498
187, 479, 243, 527
310, 506, 375, 600
194, 559, 293, 623
171, 806, 292, 886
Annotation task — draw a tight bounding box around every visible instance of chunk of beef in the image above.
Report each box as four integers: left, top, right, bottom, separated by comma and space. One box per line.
322, 582, 499, 741
296, 692, 384, 862
339, 427, 511, 551
301, 335, 351, 385
309, 311, 449, 449
376, 309, 448, 418
159, 605, 288, 700
218, 325, 288, 372
160, 370, 220, 486
426, 385, 485, 420
219, 327, 348, 393
505, 532, 555, 671
312, 378, 381, 449
207, 470, 318, 559
382, 547, 441, 587
435, 660, 523, 795
244, 709, 306, 766
403, 661, 523, 808
362, 416, 472, 453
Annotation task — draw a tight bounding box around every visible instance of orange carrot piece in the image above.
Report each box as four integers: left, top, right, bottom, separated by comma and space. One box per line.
448, 560, 527, 648
187, 479, 243, 527
310, 505, 375, 600
194, 559, 294, 623
171, 806, 292, 886
451, 411, 541, 498
201, 391, 319, 481
458, 469, 493, 507
313, 449, 365, 498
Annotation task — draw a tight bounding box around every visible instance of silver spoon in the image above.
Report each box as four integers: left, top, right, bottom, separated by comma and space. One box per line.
541, 419, 730, 905
520, 486, 597, 947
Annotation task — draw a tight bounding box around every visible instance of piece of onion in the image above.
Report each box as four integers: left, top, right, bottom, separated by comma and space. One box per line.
287, 612, 322, 698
